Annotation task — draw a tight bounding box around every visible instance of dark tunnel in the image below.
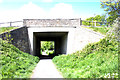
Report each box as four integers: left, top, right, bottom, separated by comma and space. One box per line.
33, 32, 68, 59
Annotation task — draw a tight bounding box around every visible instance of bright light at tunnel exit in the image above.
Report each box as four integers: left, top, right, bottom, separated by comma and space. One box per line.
40, 41, 55, 56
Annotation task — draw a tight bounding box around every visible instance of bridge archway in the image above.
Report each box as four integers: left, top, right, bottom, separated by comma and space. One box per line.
33, 32, 68, 59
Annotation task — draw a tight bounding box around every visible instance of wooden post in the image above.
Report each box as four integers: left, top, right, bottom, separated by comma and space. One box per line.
95, 21, 96, 27
80, 18, 82, 26
92, 20, 93, 27
10, 22, 12, 27
80, 20, 82, 26
89, 22, 90, 26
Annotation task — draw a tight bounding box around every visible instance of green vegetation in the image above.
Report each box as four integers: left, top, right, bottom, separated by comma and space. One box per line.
101, 0, 119, 25
82, 15, 106, 26
0, 39, 39, 79
84, 26, 111, 35
0, 27, 18, 34
52, 19, 119, 78
41, 41, 54, 55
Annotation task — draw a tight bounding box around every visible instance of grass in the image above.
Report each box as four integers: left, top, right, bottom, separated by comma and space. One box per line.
53, 24, 118, 78
0, 27, 18, 34
0, 39, 39, 79
82, 26, 111, 35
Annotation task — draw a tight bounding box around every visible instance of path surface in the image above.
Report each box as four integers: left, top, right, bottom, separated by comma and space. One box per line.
31, 59, 63, 78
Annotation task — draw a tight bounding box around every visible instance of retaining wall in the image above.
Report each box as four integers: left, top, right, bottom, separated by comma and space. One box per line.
0, 27, 30, 54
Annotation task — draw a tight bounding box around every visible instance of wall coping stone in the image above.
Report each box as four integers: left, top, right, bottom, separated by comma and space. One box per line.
23, 18, 81, 27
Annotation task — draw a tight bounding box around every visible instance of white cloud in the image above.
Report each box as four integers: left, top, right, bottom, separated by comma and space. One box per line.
42, 0, 53, 2
19, 2, 46, 19
0, 2, 80, 23
0, 0, 2, 3
49, 3, 77, 18
0, 2, 46, 22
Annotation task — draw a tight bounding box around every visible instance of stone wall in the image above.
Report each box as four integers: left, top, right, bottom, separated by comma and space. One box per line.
0, 27, 30, 54
23, 18, 81, 27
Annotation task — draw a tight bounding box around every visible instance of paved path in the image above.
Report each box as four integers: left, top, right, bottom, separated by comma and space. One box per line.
31, 59, 63, 78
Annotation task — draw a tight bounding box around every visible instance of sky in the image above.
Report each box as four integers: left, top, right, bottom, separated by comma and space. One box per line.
0, 0, 106, 22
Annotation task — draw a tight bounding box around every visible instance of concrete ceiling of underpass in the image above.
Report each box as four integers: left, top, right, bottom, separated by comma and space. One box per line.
34, 32, 68, 37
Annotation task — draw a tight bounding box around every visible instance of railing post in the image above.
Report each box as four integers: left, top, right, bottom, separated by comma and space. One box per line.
95, 21, 96, 27
92, 20, 93, 27
10, 22, 12, 27
89, 22, 90, 26
80, 18, 82, 26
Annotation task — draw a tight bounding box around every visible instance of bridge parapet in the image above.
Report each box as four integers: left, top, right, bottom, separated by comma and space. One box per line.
23, 18, 81, 27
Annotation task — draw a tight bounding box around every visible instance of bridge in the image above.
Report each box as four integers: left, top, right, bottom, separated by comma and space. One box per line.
0, 18, 104, 59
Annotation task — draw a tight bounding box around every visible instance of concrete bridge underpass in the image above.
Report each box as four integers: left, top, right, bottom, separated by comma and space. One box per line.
25, 18, 81, 59
0, 18, 104, 59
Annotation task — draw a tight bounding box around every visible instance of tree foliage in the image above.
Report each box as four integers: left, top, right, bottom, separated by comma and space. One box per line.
41, 41, 54, 51
100, 0, 119, 25
82, 15, 106, 26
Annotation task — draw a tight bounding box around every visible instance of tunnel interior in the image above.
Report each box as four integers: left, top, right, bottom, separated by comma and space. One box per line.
33, 32, 68, 59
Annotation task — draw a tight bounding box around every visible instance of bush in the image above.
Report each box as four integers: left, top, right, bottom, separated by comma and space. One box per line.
41, 41, 54, 51
84, 26, 111, 35
0, 39, 39, 79
0, 27, 18, 34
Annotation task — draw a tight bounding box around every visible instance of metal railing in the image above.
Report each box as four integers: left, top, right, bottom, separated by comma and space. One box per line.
80, 20, 111, 27
0, 21, 23, 27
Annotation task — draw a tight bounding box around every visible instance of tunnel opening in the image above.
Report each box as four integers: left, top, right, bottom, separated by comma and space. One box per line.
33, 32, 68, 59
40, 41, 55, 56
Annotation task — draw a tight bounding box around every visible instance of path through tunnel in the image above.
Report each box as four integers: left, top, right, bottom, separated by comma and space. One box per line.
33, 32, 68, 59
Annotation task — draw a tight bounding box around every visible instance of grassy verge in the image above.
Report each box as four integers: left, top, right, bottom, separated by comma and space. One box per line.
53, 23, 118, 78
0, 39, 39, 79
0, 27, 18, 34
82, 26, 111, 35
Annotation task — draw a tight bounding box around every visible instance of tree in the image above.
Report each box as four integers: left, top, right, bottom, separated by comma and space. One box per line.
100, 0, 119, 25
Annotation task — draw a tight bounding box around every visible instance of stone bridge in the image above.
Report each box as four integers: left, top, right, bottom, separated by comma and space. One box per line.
0, 18, 104, 59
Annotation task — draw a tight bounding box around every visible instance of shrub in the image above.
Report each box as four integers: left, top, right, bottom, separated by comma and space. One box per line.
41, 41, 54, 51
0, 39, 39, 79
86, 26, 111, 35
0, 27, 18, 34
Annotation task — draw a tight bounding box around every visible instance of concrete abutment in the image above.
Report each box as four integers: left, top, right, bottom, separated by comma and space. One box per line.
27, 27, 76, 57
